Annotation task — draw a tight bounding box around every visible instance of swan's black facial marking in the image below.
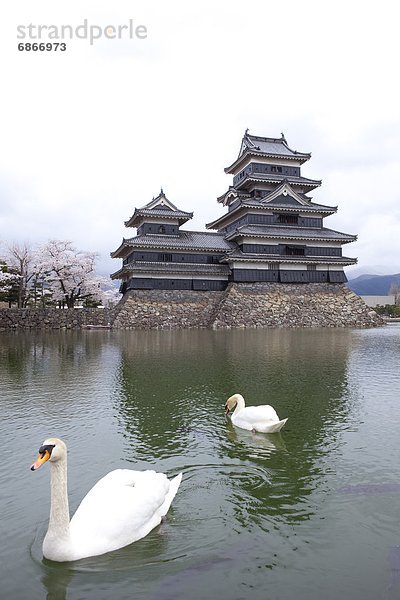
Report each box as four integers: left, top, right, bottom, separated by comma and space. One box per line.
39, 444, 55, 458
30, 443, 56, 471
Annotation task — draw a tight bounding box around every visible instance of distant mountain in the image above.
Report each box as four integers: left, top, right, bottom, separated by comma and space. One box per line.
347, 273, 400, 296
345, 265, 396, 279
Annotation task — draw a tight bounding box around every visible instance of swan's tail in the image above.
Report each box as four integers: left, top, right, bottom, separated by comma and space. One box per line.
160, 472, 183, 516
267, 418, 288, 433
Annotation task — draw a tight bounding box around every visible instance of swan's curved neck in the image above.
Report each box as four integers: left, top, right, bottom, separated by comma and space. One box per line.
48, 458, 70, 539
233, 395, 245, 415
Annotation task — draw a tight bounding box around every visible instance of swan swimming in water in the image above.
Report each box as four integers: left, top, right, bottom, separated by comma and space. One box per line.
31, 437, 182, 562
225, 393, 288, 433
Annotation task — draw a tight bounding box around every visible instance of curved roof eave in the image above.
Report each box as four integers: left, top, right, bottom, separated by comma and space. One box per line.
235, 175, 321, 190
206, 202, 337, 230
225, 150, 311, 174
225, 226, 357, 244
221, 254, 357, 266
110, 239, 128, 258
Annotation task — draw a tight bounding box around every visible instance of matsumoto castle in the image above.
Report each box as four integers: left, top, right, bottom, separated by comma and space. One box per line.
111, 132, 357, 294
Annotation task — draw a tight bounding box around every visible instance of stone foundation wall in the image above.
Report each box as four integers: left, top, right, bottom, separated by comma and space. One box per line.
211, 283, 383, 328
0, 307, 114, 329
0, 284, 384, 330
112, 289, 225, 329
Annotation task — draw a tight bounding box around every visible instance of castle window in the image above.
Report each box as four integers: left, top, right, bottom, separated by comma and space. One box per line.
158, 225, 166, 234
278, 214, 299, 224
307, 264, 317, 271
158, 253, 173, 262
285, 245, 305, 256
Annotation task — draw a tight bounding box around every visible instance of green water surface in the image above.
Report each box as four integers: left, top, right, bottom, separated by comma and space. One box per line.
1, 326, 400, 600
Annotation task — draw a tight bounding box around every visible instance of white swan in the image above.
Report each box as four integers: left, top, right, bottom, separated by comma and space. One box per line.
31, 438, 182, 562
225, 393, 287, 433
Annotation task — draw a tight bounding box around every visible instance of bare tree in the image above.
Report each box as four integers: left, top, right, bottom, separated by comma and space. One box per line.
6, 242, 36, 308
389, 282, 400, 305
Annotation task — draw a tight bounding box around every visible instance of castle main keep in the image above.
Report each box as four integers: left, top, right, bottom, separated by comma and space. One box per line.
110, 132, 382, 329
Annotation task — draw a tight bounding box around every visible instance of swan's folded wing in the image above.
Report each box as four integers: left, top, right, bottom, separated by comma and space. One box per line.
85, 468, 157, 492
69, 469, 173, 556
237, 405, 280, 423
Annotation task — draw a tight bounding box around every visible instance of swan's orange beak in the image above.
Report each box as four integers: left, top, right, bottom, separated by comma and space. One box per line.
30, 449, 51, 471
225, 404, 230, 415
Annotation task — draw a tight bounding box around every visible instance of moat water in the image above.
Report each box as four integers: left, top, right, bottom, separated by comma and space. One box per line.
1, 325, 400, 600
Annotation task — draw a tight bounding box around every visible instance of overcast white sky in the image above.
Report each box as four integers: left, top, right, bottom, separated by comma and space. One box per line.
1, 0, 399, 278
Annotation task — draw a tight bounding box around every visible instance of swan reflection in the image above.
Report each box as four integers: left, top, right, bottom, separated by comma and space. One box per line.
226, 420, 287, 457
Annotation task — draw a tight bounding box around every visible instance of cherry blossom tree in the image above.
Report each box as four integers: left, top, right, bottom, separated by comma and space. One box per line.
35, 240, 115, 309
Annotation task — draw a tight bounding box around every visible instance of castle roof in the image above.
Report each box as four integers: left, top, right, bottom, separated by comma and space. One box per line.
217, 180, 323, 207
111, 262, 230, 280
125, 190, 193, 227
225, 131, 311, 173
208, 183, 337, 229
235, 173, 321, 191
111, 230, 233, 258
264, 198, 334, 212
222, 249, 357, 266
225, 225, 357, 244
